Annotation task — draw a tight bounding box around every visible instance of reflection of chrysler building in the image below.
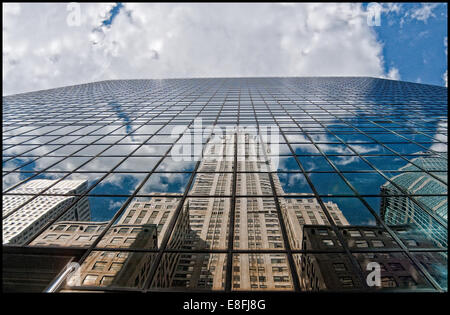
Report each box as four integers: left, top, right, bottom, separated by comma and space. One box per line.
170, 134, 349, 290
3, 179, 90, 245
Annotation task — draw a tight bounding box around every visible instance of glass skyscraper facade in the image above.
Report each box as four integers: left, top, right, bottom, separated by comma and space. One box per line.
2, 77, 447, 292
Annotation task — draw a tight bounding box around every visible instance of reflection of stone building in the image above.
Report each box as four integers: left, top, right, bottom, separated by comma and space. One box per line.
380, 152, 447, 247
3, 179, 90, 245
31, 195, 190, 290
31, 221, 108, 247
108, 196, 190, 288
299, 225, 446, 291
66, 224, 158, 289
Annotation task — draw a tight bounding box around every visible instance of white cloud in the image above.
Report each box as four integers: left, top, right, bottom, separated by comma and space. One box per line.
445, 37, 448, 55
382, 3, 402, 14
108, 200, 124, 211
399, 3, 441, 27
4, 3, 393, 95
430, 120, 448, 152
386, 67, 400, 80
410, 3, 439, 22
443, 37, 448, 87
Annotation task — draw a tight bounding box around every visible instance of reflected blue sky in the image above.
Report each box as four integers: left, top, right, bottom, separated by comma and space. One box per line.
89, 196, 129, 221
137, 172, 191, 195
90, 173, 146, 196
322, 197, 379, 226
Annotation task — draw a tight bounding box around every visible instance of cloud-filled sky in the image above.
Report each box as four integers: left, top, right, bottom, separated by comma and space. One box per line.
2, 2, 448, 95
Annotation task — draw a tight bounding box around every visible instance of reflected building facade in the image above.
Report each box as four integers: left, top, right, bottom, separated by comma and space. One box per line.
31, 195, 189, 289
300, 225, 447, 291
3, 179, 90, 245
380, 152, 448, 247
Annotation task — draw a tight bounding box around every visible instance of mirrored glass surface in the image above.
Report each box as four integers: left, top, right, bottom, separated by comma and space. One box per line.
2, 77, 447, 293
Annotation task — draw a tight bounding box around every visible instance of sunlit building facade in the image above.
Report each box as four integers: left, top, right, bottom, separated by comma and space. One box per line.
3, 179, 90, 245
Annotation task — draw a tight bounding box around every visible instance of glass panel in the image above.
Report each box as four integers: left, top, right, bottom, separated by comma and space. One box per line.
232, 254, 294, 291
95, 197, 182, 249
354, 252, 435, 291
411, 252, 448, 290
137, 173, 191, 195
114, 157, 161, 172
2, 76, 447, 293
151, 253, 227, 290
167, 197, 231, 250
62, 251, 157, 291
189, 173, 233, 196
90, 173, 147, 196
234, 197, 285, 250
294, 253, 362, 291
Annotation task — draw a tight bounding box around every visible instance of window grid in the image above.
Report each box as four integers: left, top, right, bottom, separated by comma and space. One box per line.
2, 78, 447, 293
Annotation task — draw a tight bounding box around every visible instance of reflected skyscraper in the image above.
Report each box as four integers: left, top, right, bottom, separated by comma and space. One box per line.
31, 195, 189, 289
299, 224, 447, 291
2, 179, 90, 245
380, 152, 448, 247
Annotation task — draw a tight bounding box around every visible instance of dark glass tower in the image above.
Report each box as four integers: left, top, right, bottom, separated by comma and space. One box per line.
2, 77, 447, 292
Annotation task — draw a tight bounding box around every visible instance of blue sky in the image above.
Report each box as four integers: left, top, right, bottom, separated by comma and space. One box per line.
101, 2, 123, 27
365, 2, 447, 86
2, 3, 448, 95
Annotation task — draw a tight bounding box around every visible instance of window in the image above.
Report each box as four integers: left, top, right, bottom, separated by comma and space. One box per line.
101, 276, 114, 286
405, 239, 418, 247
388, 263, 404, 271
54, 225, 66, 231
109, 262, 123, 272
85, 226, 97, 233
333, 263, 346, 272
355, 240, 368, 248
67, 225, 78, 232
398, 276, 416, 287
348, 230, 361, 237
371, 240, 384, 248
83, 275, 98, 285
381, 277, 397, 288
92, 261, 107, 271
339, 277, 354, 288
111, 237, 122, 244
